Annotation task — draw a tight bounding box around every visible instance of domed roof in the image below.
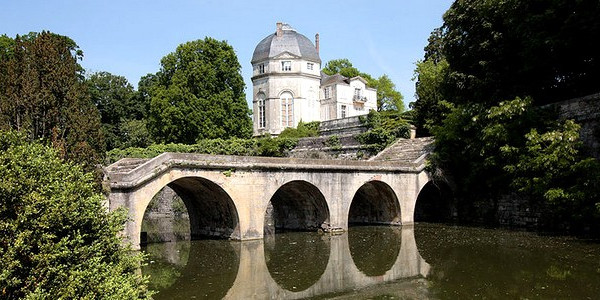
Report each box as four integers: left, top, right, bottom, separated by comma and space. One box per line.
251, 23, 320, 64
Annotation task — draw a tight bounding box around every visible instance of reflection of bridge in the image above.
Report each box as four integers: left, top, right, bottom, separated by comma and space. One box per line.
146, 226, 430, 299
106, 143, 432, 250
227, 227, 429, 299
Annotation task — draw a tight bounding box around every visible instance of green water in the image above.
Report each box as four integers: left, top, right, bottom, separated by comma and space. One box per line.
141, 224, 600, 299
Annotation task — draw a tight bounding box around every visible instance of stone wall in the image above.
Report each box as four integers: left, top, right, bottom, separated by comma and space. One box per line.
141, 186, 190, 244
461, 94, 600, 229
318, 116, 368, 136
288, 134, 370, 160
550, 92, 600, 157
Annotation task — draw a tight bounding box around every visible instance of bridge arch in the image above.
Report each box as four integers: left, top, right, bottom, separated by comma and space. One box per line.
132, 172, 242, 248
264, 180, 331, 234
348, 180, 401, 226
414, 180, 453, 223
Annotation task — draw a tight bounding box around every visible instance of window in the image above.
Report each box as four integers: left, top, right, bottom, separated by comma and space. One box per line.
341, 105, 347, 118
307, 62, 314, 70
258, 63, 265, 74
258, 94, 266, 128
354, 88, 362, 98
324, 86, 331, 99
281, 61, 291, 71
280, 92, 294, 127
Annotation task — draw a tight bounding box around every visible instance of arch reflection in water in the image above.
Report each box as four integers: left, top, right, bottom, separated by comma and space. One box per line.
348, 226, 402, 276
142, 240, 240, 300
264, 232, 330, 292
143, 226, 430, 299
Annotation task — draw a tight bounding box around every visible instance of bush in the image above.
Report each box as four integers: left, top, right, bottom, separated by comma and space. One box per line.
106, 136, 299, 164
0, 130, 151, 299
357, 110, 411, 153
278, 121, 320, 138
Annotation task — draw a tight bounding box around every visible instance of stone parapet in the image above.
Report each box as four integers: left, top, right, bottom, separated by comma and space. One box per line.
318, 116, 368, 136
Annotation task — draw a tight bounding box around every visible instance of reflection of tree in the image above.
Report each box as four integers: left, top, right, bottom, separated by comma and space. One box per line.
414, 223, 600, 299
348, 226, 401, 276
142, 241, 190, 291
265, 232, 330, 292
142, 240, 239, 299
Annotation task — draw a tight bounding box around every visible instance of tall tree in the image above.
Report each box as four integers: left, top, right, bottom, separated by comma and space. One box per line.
147, 37, 252, 143
0, 31, 104, 167
86, 71, 149, 149
412, 58, 452, 135
371, 74, 404, 112
440, 0, 600, 105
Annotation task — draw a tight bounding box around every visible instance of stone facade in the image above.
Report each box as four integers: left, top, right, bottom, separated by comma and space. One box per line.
251, 23, 377, 136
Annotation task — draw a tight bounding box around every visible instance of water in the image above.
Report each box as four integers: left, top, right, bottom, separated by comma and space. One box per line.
142, 224, 600, 299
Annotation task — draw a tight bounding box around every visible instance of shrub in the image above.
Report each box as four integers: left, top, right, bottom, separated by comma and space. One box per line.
0, 130, 151, 299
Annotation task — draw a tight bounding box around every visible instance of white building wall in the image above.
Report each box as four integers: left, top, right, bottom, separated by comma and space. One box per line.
252, 57, 321, 136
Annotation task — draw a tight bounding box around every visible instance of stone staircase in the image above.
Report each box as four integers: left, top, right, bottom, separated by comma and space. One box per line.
105, 158, 149, 174
369, 137, 435, 164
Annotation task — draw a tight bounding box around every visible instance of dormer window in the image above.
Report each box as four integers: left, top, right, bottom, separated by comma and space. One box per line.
324, 86, 331, 99
281, 61, 292, 71
258, 64, 265, 74
307, 62, 314, 70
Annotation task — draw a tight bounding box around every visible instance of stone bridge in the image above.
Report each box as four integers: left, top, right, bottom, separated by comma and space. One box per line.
105, 138, 435, 250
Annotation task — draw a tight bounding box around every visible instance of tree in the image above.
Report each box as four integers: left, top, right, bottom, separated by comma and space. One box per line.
0, 130, 152, 299
147, 37, 252, 144
440, 0, 600, 105
411, 59, 452, 135
0, 31, 104, 167
371, 74, 404, 112
322, 58, 362, 78
412, 0, 600, 233
87, 71, 148, 149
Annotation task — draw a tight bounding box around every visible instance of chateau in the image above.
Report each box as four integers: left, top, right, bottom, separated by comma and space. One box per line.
251, 22, 377, 136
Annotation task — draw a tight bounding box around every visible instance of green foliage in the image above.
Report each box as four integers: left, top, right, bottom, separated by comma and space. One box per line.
322, 58, 367, 79
430, 98, 600, 230
147, 37, 252, 144
0, 130, 151, 299
324, 135, 342, 150
442, 0, 599, 105
370, 74, 405, 112
106, 136, 299, 164
412, 59, 453, 135
278, 121, 320, 138
357, 127, 396, 153
0, 31, 105, 169
87, 71, 150, 150
120, 119, 152, 148
357, 110, 411, 153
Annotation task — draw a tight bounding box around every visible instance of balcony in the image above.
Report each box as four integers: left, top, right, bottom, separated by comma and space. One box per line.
353, 95, 367, 103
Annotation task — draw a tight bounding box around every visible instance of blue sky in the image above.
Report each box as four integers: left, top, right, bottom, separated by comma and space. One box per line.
1, 0, 453, 109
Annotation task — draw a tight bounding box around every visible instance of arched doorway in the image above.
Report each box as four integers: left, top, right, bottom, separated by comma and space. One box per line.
264, 180, 330, 234
348, 181, 401, 225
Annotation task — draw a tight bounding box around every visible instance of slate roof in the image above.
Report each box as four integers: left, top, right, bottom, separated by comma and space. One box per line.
320, 72, 348, 86
251, 24, 320, 64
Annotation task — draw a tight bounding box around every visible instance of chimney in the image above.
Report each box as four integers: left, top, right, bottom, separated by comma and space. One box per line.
276, 22, 283, 37
315, 33, 320, 54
